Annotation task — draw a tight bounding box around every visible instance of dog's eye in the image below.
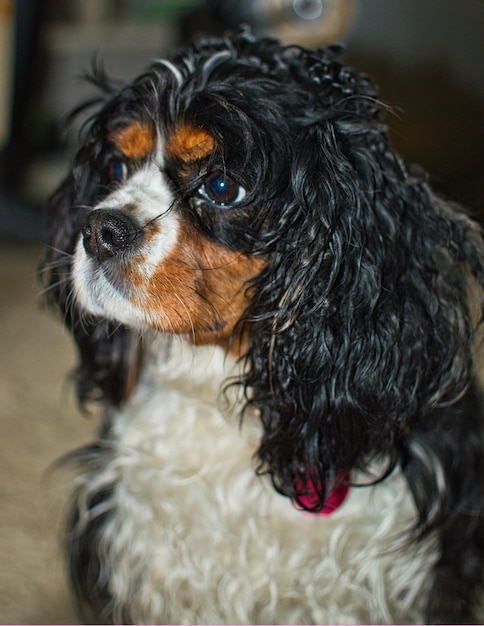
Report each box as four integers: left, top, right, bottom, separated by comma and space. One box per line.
108, 158, 128, 183
199, 171, 246, 206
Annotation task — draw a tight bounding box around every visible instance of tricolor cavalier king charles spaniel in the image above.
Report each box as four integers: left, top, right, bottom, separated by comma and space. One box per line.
41, 29, 483, 624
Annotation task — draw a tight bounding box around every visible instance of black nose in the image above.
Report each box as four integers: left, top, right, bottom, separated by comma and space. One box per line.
82, 209, 140, 263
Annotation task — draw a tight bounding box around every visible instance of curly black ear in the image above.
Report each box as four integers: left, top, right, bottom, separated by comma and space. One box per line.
242, 88, 484, 509
40, 125, 143, 408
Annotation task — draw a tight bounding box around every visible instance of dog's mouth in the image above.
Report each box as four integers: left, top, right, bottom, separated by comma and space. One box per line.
72, 204, 179, 329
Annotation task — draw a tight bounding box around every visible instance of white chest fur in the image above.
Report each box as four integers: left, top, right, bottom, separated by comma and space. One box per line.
75, 338, 437, 624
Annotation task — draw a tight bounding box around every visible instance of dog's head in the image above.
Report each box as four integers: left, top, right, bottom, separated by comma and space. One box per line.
42, 29, 483, 508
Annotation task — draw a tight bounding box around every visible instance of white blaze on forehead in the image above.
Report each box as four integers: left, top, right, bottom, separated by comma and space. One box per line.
95, 161, 172, 225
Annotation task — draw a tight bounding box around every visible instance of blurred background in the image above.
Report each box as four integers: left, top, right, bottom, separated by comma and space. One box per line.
0, 0, 483, 623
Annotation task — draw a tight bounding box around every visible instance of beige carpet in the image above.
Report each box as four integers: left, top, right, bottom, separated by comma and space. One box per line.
0, 241, 97, 624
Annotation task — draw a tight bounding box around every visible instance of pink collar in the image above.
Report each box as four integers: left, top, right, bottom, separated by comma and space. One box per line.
293, 475, 350, 516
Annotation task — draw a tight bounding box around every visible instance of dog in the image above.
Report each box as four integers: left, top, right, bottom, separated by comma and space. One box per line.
41, 28, 484, 624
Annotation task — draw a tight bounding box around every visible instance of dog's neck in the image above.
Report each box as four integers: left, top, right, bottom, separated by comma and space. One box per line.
142, 335, 240, 406
139, 334, 349, 516
185, 326, 250, 360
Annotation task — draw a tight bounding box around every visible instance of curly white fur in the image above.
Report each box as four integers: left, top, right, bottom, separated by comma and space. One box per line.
71, 337, 438, 624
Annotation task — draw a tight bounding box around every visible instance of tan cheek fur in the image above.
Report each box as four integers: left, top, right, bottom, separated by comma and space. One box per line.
127, 224, 264, 350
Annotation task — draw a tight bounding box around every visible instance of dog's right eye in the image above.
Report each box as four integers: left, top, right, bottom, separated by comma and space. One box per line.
108, 158, 128, 183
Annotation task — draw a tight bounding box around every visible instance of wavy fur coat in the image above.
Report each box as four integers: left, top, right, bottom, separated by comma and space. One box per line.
41, 29, 484, 624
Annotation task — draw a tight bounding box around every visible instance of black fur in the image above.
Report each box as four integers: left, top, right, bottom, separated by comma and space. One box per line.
41, 28, 484, 623
64, 443, 120, 624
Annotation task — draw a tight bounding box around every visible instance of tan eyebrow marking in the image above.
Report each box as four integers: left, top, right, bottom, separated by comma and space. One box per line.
110, 122, 156, 160
167, 125, 216, 163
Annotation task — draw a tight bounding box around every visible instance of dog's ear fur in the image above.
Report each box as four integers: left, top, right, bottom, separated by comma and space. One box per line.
40, 137, 144, 409
241, 70, 484, 509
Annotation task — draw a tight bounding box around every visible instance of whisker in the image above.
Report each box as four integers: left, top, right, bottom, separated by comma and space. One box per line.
141, 198, 178, 232
38, 280, 64, 299
43, 244, 75, 259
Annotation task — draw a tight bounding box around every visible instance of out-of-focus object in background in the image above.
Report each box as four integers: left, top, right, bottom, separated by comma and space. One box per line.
205, 0, 356, 46
0, 0, 14, 150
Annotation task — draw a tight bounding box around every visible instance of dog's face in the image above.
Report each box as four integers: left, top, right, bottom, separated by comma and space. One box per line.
63, 35, 380, 353
72, 116, 265, 348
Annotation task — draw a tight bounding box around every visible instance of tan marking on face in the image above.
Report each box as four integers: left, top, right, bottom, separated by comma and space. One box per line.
167, 125, 216, 163
126, 223, 264, 354
111, 122, 156, 160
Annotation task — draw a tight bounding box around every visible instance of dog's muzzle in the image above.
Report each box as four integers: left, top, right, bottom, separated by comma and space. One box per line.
81, 209, 141, 263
